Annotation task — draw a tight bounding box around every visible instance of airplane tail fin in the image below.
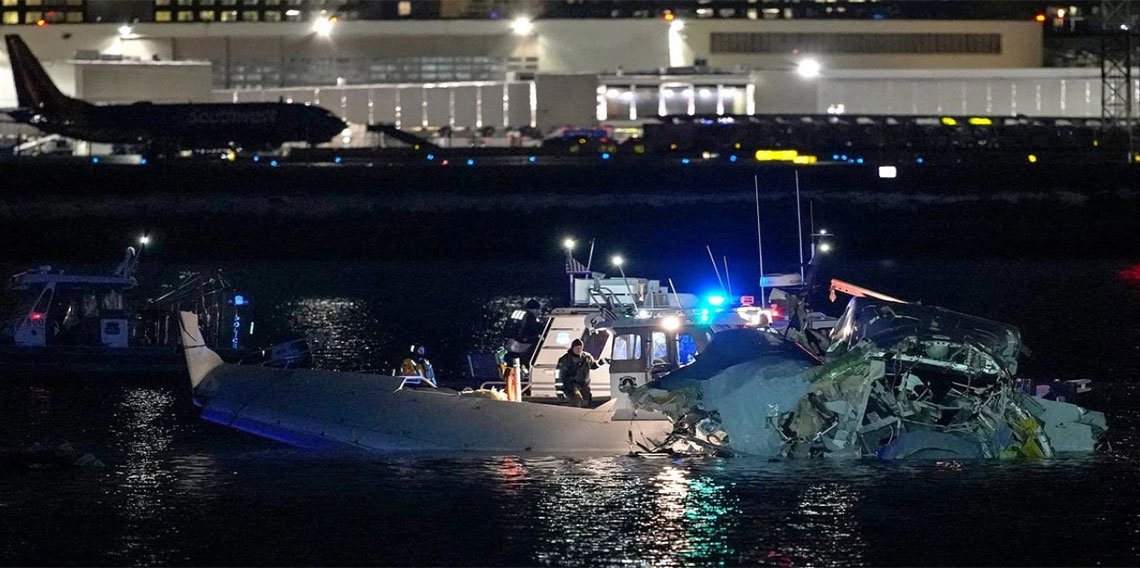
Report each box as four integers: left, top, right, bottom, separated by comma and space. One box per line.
4, 34, 81, 114
179, 311, 225, 389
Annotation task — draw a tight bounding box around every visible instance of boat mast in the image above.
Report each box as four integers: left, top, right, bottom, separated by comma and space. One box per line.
795, 170, 805, 282
754, 174, 766, 308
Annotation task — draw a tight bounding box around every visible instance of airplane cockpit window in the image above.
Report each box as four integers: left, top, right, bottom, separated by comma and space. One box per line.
612, 333, 643, 360
677, 333, 699, 365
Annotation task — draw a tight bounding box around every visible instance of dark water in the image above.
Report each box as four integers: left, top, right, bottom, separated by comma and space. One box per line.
2, 257, 1140, 566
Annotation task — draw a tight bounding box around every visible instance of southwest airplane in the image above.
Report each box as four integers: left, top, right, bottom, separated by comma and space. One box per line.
3, 34, 346, 152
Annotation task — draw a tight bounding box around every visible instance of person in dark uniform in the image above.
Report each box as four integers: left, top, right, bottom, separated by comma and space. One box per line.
556, 338, 598, 408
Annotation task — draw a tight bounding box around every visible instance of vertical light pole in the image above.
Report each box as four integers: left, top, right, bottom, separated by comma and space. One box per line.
563, 237, 576, 301
611, 255, 637, 309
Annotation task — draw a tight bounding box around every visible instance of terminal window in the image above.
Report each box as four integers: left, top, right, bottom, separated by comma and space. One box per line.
1, 11, 16, 23
23, 11, 40, 23
64, 10, 79, 21
176, 9, 192, 20
1, 0, 17, 6
155, 10, 171, 21
710, 32, 1002, 55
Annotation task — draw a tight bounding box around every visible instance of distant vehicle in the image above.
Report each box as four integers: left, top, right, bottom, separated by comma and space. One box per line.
2, 34, 347, 154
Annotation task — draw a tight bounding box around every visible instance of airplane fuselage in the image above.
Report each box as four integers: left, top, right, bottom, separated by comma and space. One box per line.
28, 101, 347, 149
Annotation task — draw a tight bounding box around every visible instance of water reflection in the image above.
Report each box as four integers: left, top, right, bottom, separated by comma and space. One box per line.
284, 297, 390, 372
111, 387, 178, 566
497, 457, 739, 567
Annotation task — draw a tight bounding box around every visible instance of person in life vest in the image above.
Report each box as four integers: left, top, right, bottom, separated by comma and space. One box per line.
556, 338, 598, 408
399, 344, 435, 383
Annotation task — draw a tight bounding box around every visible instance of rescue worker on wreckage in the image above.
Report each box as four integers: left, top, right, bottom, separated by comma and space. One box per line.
556, 338, 598, 408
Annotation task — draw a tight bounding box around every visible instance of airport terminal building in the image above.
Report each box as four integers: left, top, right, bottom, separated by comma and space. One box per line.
0, 0, 1121, 148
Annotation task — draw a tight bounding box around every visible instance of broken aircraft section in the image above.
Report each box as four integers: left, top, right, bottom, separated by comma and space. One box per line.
626, 283, 1108, 460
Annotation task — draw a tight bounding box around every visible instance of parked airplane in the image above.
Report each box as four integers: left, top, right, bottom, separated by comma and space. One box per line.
3, 34, 346, 152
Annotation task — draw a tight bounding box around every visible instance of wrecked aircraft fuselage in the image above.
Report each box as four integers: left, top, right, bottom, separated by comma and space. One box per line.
627, 295, 1108, 459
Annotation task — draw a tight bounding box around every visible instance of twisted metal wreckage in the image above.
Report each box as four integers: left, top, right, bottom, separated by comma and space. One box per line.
625, 281, 1108, 459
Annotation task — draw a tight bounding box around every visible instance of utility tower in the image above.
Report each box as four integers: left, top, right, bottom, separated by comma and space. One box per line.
1101, 0, 1138, 160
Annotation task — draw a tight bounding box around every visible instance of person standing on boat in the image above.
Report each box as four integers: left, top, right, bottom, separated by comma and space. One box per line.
556, 338, 598, 408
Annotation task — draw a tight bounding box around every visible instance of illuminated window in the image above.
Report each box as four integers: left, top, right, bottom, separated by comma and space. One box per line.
397, 0, 410, 16
243, 0, 260, 4
176, 10, 192, 20
1, 11, 17, 24
219, 9, 237, 20
1, 0, 18, 6
611, 334, 643, 361
43, 9, 64, 22
220, 0, 236, 5
64, 10, 80, 21
23, 11, 41, 23
265, 0, 279, 4
241, 9, 257, 20
25, 0, 42, 6
176, 0, 191, 5
198, 9, 215, 20
199, 0, 215, 5
155, 10, 171, 21
263, 9, 279, 20
155, 0, 171, 5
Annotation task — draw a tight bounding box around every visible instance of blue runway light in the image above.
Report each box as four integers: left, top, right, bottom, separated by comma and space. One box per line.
139, 158, 147, 165
270, 160, 278, 167
528, 156, 536, 162
833, 154, 840, 160
466, 158, 474, 165
253, 155, 260, 162
841, 155, 848, 161
601, 152, 610, 159
699, 308, 710, 323
916, 157, 924, 164
681, 158, 690, 164
706, 295, 726, 307
729, 155, 738, 162
334, 156, 342, 163
91, 157, 99, 164
233, 295, 247, 306
856, 158, 864, 164
426, 154, 434, 160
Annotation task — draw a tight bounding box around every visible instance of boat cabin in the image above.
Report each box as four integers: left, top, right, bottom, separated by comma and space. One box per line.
2, 266, 137, 348
523, 273, 764, 417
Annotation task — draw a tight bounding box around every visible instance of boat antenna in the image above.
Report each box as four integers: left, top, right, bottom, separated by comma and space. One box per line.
795, 169, 805, 282
723, 256, 733, 298
706, 245, 725, 293
755, 174, 766, 308
810, 199, 815, 236
586, 238, 595, 272
668, 278, 683, 308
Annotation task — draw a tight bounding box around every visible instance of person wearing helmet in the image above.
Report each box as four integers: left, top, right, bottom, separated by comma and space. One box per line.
556, 338, 598, 408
